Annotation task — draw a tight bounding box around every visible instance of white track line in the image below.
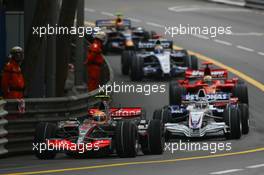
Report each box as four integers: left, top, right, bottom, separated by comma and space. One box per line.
128, 18, 141, 23
246, 163, 264, 169
209, 0, 245, 6
236, 45, 254, 52
146, 22, 164, 28
101, 11, 114, 17
230, 32, 264, 36
168, 5, 249, 12
210, 169, 244, 174
214, 39, 232, 46
192, 34, 209, 40
84, 8, 95, 13
257, 52, 264, 56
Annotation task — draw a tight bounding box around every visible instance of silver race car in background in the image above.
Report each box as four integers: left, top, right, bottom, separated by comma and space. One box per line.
121, 39, 198, 81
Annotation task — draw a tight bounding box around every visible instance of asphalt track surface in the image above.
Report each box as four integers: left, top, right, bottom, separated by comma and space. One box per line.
1, 0, 264, 174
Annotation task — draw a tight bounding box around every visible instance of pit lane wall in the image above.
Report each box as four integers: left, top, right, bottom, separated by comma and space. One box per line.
0, 57, 113, 158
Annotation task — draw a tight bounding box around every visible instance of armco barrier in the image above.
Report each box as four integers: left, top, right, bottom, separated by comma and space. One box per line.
245, 0, 264, 9
0, 57, 113, 157
0, 100, 8, 156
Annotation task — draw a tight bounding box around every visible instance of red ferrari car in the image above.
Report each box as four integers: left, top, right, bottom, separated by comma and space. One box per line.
169, 62, 248, 106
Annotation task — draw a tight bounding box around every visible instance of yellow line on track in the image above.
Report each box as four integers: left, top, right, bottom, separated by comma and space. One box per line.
4, 147, 264, 175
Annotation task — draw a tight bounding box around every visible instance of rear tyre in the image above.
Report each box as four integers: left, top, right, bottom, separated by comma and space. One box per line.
121, 50, 134, 75
34, 122, 57, 159
153, 108, 170, 123
116, 121, 138, 158
224, 106, 242, 139
190, 55, 198, 70
130, 55, 143, 81
169, 82, 186, 105
148, 119, 164, 155
239, 103, 249, 134
232, 84, 248, 104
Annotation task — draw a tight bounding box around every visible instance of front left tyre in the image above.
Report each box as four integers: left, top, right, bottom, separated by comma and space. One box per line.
232, 83, 248, 104
224, 106, 242, 139
239, 103, 249, 134
148, 119, 164, 154
169, 82, 186, 106
130, 55, 143, 81
121, 50, 134, 75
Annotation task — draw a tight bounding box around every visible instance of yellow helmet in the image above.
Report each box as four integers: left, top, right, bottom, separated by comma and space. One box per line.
204, 75, 212, 83
92, 111, 107, 122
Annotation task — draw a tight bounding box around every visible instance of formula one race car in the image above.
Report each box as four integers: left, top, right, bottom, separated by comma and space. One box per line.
153, 89, 249, 140
96, 18, 156, 53
122, 39, 198, 80
34, 95, 164, 159
169, 62, 248, 106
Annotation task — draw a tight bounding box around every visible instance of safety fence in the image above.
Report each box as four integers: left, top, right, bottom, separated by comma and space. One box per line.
0, 57, 113, 157
245, 0, 264, 9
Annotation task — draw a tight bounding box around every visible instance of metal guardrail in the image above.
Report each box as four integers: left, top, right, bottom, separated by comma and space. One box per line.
245, 0, 264, 9
0, 57, 113, 157
0, 100, 8, 156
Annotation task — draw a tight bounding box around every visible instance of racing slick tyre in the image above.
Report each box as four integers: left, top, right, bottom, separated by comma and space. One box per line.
34, 122, 57, 159
130, 55, 143, 81
224, 106, 242, 139
183, 54, 198, 70
237, 79, 245, 85
153, 108, 170, 123
148, 119, 164, 155
190, 55, 198, 70
239, 103, 249, 134
232, 84, 248, 104
115, 120, 138, 158
121, 50, 134, 75
169, 83, 186, 106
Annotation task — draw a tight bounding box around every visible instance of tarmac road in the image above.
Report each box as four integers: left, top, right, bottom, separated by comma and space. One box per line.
1, 0, 264, 174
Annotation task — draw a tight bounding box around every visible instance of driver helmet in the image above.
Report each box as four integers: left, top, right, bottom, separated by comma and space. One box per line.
135, 27, 144, 33
92, 111, 107, 123
203, 75, 212, 84
115, 12, 124, 30
154, 42, 163, 53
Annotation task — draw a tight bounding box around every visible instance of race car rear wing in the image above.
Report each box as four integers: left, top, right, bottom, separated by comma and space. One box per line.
137, 39, 173, 50
185, 69, 228, 79
95, 19, 131, 28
